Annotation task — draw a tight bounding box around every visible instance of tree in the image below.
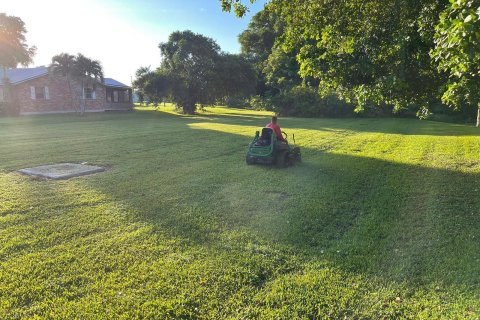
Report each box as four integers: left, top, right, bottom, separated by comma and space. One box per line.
0, 13, 36, 104
220, 0, 252, 17
133, 66, 152, 105
137, 31, 259, 114
215, 53, 257, 100
159, 31, 222, 114
263, 46, 302, 93
239, 6, 289, 95
73, 54, 104, 114
133, 66, 170, 107
276, 0, 448, 112
0, 13, 36, 70
431, 0, 480, 126
49, 53, 78, 111
226, 0, 449, 115
48, 53, 103, 114
135, 69, 170, 107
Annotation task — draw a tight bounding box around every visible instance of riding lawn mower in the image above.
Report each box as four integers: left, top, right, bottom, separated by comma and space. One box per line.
246, 127, 301, 168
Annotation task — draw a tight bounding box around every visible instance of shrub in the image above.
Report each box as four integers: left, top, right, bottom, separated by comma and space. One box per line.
224, 95, 274, 111
358, 101, 395, 117
248, 95, 272, 111
225, 96, 249, 109
271, 86, 354, 117
415, 106, 433, 120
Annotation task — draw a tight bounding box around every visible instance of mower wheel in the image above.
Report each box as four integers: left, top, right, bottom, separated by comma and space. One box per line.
246, 155, 255, 165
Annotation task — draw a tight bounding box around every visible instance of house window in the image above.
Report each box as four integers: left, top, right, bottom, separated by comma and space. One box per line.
30, 86, 50, 100
113, 91, 119, 102
35, 87, 45, 99
84, 87, 94, 99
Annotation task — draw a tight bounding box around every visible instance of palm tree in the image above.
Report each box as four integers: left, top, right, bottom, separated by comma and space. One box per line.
49, 53, 104, 114
74, 54, 104, 115
49, 53, 77, 111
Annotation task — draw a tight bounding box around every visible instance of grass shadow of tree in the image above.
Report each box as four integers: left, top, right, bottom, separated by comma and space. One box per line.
2, 110, 479, 317
76, 113, 480, 291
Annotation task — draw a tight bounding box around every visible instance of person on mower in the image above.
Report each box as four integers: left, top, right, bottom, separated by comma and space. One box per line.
266, 116, 285, 142
266, 116, 288, 149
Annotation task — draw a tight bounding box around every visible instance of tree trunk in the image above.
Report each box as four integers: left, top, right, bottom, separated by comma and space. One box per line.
81, 79, 85, 115
66, 75, 78, 113
2, 66, 8, 102
183, 101, 196, 115
477, 106, 480, 128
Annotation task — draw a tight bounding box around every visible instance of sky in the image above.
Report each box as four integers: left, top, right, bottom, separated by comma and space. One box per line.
1, 0, 267, 85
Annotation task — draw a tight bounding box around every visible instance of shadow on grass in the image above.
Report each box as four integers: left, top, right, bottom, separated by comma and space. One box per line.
271, 154, 480, 288
141, 107, 480, 137
4, 110, 480, 318
276, 115, 479, 137
71, 111, 480, 292
6, 110, 477, 289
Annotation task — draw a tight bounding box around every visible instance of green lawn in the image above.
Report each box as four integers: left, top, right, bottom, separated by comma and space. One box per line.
0, 107, 479, 319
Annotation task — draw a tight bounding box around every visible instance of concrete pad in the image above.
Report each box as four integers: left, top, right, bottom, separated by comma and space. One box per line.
18, 163, 105, 180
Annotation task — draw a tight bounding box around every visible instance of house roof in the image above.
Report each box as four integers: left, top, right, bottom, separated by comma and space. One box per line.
104, 78, 130, 89
0, 66, 48, 85
0, 66, 130, 88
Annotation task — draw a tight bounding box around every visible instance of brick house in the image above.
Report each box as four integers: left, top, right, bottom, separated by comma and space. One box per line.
0, 66, 133, 115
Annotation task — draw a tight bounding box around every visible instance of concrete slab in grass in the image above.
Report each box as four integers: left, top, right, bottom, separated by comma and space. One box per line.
18, 163, 105, 180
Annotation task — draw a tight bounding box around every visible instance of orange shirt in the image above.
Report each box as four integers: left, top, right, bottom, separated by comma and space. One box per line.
266, 122, 285, 141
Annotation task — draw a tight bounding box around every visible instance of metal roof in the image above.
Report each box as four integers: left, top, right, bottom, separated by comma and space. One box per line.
0, 67, 130, 89
104, 78, 130, 88
0, 66, 48, 85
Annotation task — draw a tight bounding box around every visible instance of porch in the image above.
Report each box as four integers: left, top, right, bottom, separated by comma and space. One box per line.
104, 78, 134, 111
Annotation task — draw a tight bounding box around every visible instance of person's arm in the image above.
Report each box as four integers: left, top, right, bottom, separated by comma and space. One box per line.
275, 126, 285, 141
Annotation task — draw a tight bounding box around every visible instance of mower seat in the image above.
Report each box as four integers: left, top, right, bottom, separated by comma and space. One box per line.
256, 128, 273, 146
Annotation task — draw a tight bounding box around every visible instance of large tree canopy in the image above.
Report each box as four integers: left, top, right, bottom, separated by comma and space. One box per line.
144, 30, 256, 114
239, 7, 298, 95
159, 31, 222, 114
0, 13, 36, 70
224, 0, 468, 118
215, 53, 257, 100
279, 0, 449, 111
431, 0, 480, 126
275, 1, 446, 111
239, 7, 280, 64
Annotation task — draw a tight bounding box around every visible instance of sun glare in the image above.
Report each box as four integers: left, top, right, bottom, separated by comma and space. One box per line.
1, 0, 161, 84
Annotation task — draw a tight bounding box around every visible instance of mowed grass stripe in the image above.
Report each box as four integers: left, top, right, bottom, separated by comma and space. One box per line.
0, 107, 479, 319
